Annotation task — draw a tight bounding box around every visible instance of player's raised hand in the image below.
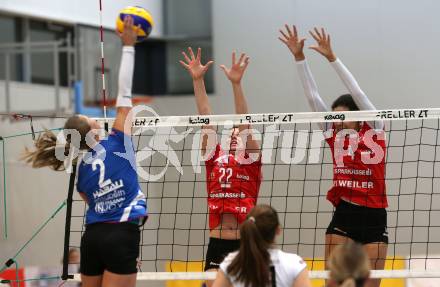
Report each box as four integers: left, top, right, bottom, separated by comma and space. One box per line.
117, 15, 139, 47
279, 24, 306, 61
220, 51, 250, 84
309, 27, 337, 62
179, 47, 214, 80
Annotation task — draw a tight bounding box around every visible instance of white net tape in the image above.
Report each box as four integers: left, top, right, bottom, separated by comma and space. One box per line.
94, 108, 437, 128
70, 270, 440, 281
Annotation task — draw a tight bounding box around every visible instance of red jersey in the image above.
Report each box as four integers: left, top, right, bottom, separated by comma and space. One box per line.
205, 144, 262, 230
326, 122, 387, 208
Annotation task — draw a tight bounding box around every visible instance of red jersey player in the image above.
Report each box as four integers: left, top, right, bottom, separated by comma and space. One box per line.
204, 130, 262, 230
180, 47, 262, 285
280, 26, 387, 287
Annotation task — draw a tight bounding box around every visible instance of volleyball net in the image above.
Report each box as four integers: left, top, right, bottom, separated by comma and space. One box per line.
63, 107, 440, 281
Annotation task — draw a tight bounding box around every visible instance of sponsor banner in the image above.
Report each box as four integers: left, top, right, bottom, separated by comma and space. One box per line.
94, 108, 439, 128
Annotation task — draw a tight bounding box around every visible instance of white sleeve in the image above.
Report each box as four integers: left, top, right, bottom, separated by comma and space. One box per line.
219, 260, 228, 275
116, 46, 135, 107
219, 252, 235, 272
288, 254, 307, 283
219, 252, 235, 280
330, 58, 383, 129
296, 60, 331, 131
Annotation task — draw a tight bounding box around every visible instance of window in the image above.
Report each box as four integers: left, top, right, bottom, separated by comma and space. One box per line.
29, 20, 74, 86
0, 14, 74, 86
77, 25, 121, 105
0, 14, 23, 81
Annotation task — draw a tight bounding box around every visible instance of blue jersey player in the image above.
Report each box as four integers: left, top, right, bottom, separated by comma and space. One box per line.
24, 16, 145, 287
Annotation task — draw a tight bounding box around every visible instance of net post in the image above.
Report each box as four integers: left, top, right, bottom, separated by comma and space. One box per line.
61, 160, 78, 281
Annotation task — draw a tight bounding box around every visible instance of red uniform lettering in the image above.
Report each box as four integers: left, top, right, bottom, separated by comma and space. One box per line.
326, 122, 387, 208
205, 144, 262, 229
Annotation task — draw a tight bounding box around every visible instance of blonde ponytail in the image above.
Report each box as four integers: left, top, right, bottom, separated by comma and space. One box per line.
23, 115, 92, 171
340, 278, 356, 287
22, 130, 66, 171
328, 242, 370, 287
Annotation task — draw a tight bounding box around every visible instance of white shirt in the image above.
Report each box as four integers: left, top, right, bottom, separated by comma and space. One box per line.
219, 249, 307, 287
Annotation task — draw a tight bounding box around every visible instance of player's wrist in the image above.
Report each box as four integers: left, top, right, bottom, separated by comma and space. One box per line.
294, 52, 305, 61
192, 76, 205, 82
326, 53, 337, 62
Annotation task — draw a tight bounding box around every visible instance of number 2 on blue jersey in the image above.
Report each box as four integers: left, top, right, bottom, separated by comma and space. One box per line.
92, 159, 112, 188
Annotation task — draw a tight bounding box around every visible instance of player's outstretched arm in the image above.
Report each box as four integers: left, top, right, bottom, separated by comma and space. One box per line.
180, 47, 215, 155
309, 27, 383, 129
279, 24, 330, 130
220, 51, 260, 156
112, 16, 139, 135
180, 47, 214, 115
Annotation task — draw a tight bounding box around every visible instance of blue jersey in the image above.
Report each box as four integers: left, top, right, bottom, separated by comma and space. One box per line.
77, 129, 147, 225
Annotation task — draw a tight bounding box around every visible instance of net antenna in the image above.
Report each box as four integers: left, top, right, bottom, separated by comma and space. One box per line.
98, 0, 108, 132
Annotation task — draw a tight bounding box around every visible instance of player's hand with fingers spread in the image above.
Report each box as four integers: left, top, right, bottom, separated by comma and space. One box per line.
179, 47, 214, 81
220, 51, 250, 84
309, 27, 337, 62
279, 24, 306, 61
117, 15, 138, 46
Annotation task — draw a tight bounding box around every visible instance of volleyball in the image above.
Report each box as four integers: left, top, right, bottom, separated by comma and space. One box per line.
116, 6, 154, 42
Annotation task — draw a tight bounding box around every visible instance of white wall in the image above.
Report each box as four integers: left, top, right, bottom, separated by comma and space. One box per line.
0, 0, 163, 36
204, 0, 440, 115
0, 81, 71, 113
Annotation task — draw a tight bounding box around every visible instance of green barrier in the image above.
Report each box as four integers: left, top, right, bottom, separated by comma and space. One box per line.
1, 201, 66, 273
